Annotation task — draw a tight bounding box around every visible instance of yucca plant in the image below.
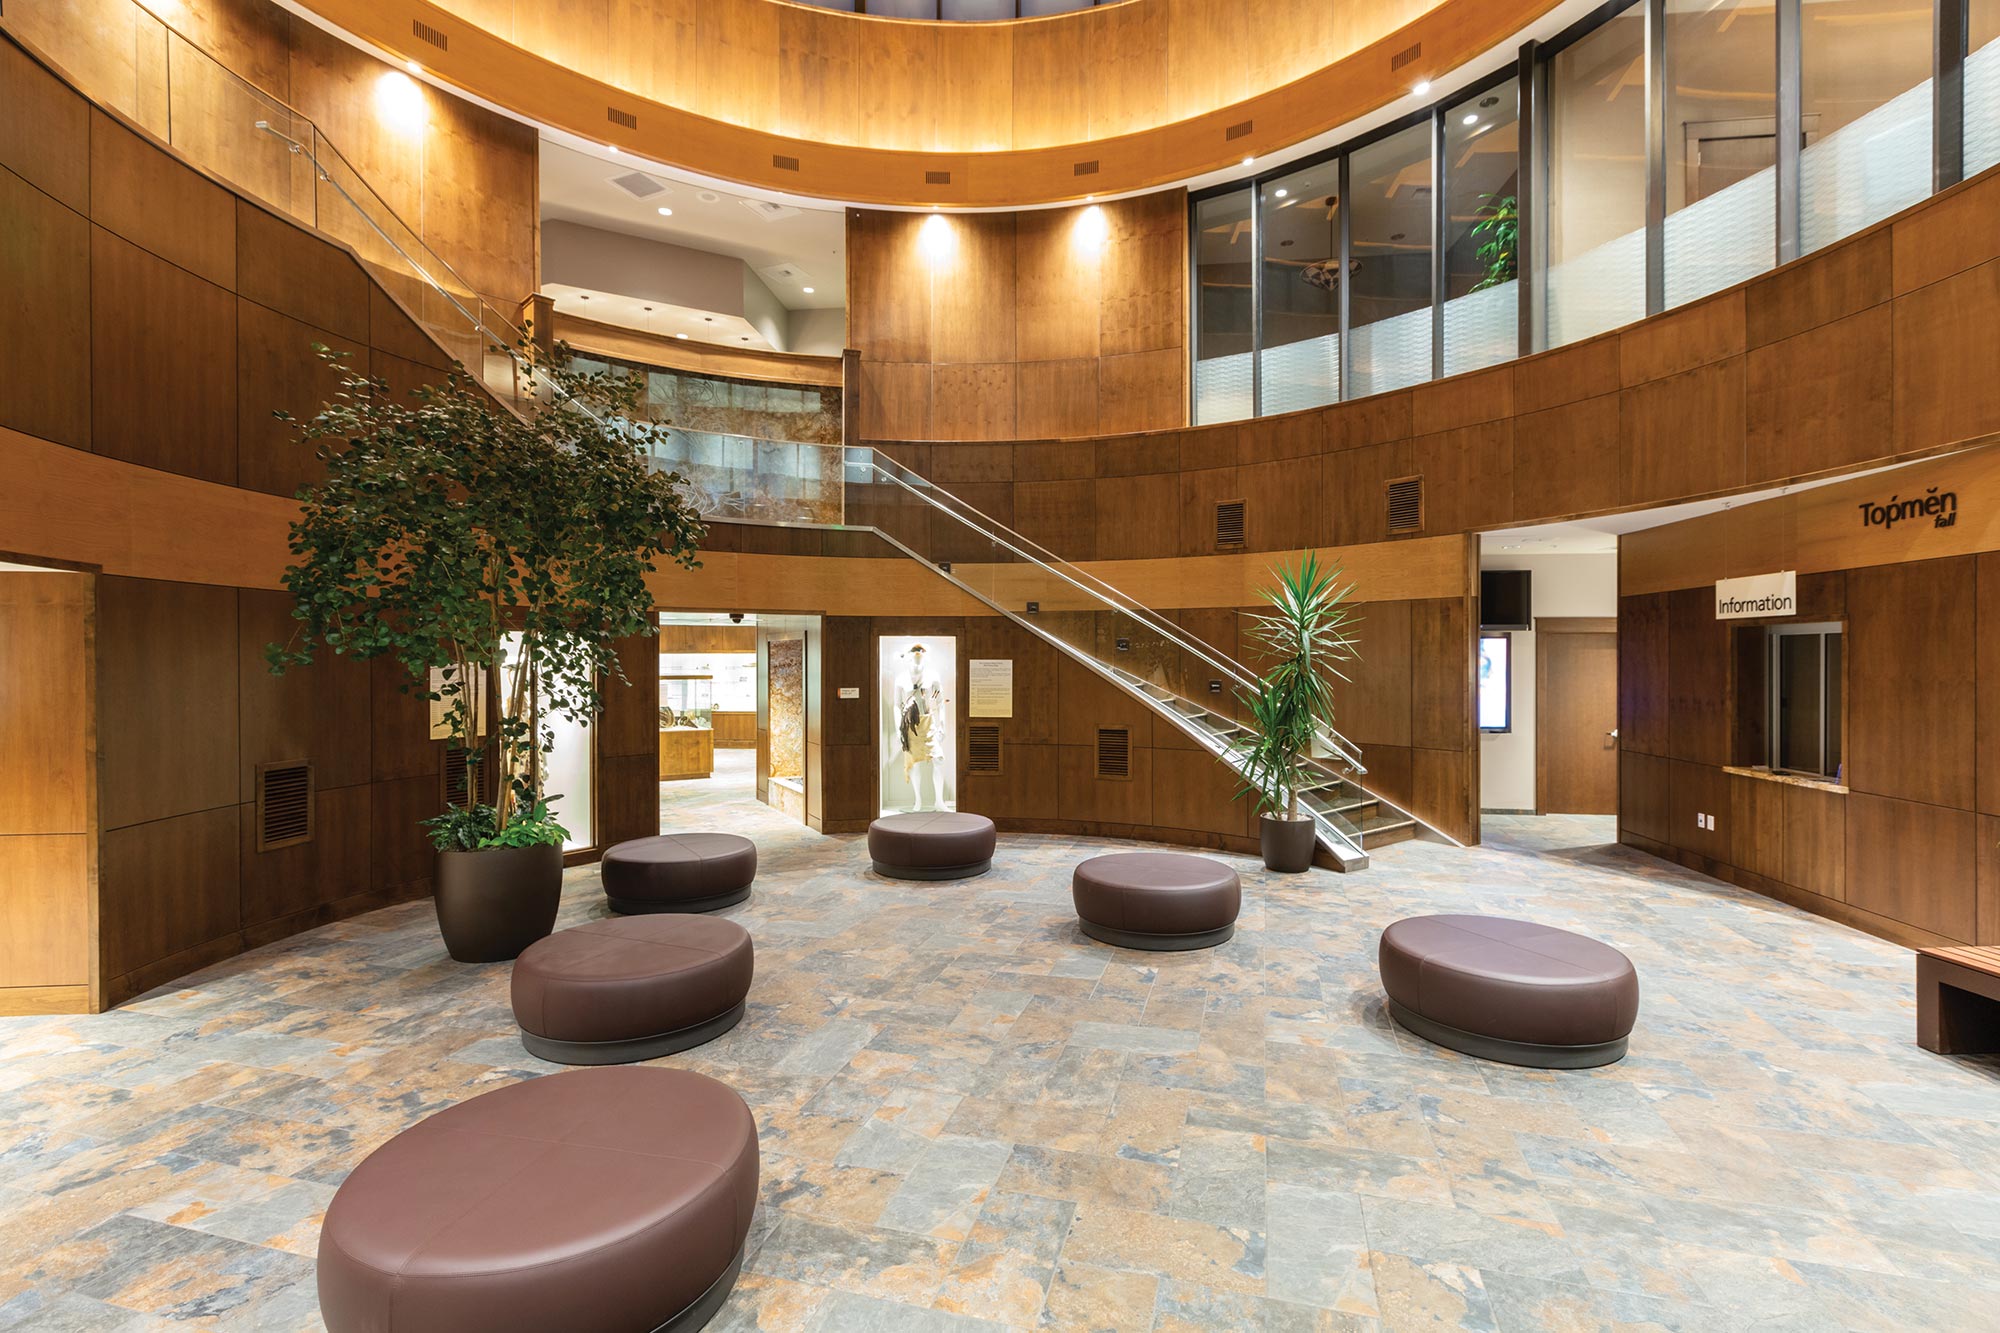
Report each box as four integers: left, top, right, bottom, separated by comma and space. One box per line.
1231, 553, 1359, 869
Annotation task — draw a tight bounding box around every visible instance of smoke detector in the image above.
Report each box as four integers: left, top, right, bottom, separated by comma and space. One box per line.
609, 171, 668, 199
742, 198, 801, 223
760, 263, 809, 284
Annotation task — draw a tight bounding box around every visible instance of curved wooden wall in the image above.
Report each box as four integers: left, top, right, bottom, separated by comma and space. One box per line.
294, 0, 1561, 205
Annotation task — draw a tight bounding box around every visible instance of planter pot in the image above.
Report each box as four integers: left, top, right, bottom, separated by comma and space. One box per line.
435, 843, 563, 963
1259, 813, 1317, 874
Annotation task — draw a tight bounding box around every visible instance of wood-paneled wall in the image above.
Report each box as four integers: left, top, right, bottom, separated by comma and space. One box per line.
0, 571, 96, 1016
848, 195, 1187, 440
1617, 446, 2000, 949
284, 0, 1558, 206
866, 162, 2000, 561
3, 0, 538, 306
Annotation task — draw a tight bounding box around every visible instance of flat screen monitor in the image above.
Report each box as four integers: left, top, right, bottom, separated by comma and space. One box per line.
1478, 634, 1512, 733
1481, 569, 1532, 630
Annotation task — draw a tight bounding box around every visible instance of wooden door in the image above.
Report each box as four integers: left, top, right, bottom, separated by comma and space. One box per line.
1536, 618, 1618, 815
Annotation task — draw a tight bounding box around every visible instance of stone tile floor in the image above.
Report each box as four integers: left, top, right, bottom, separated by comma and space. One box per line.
2, 754, 1998, 1330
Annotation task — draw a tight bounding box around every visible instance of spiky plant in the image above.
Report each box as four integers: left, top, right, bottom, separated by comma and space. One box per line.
1230, 552, 1360, 822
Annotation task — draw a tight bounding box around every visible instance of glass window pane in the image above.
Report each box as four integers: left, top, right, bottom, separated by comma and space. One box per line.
1347, 123, 1433, 396
1777, 634, 1825, 774
1825, 632, 1843, 777
1971, 0, 2000, 176
1664, 0, 1776, 307
1193, 188, 1255, 424
1259, 163, 1342, 415
1800, 0, 1933, 252
1548, 3, 1648, 346
1442, 78, 1520, 376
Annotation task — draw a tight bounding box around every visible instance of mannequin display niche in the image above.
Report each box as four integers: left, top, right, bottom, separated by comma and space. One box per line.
896, 645, 944, 813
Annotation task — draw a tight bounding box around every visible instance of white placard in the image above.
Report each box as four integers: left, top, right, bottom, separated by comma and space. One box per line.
969, 658, 1014, 718
1714, 570, 1797, 620
837, 686, 860, 700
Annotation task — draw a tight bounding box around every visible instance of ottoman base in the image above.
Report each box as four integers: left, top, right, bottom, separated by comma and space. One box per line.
1387, 998, 1628, 1069
522, 1001, 747, 1066
1079, 919, 1235, 952
608, 885, 752, 915
871, 857, 991, 881
651, 1243, 744, 1333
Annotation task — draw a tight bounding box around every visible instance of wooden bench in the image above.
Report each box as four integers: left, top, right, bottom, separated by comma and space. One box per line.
1917, 946, 2000, 1053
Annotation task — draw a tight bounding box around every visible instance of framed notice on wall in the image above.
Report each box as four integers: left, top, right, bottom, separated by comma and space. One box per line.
969, 659, 1013, 718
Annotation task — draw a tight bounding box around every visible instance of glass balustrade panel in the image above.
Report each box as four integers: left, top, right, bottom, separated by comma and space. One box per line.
1548, 3, 1648, 345
1969, 0, 2000, 175
1442, 78, 1521, 376
1258, 162, 1342, 414
1664, 0, 1778, 307
1347, 124, 1434, 395
1800, 0, 1934, 252
1193, 188, 1256, 423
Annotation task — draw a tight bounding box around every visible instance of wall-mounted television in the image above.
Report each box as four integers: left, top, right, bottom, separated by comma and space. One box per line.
1478, 634, 1512, 733
1481, 569, 1532, 630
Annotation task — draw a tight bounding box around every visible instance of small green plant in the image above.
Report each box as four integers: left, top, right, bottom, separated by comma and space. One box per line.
1469, 192, 1518, 292
421, 798, 570, 852
1230, 552, 1360, 822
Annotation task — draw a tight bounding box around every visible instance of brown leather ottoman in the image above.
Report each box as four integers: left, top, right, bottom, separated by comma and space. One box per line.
317, 1066, 758, 1333
602, 833, 756, 913
1072, 852, 1240, 951
868, 812, 996, 880
1379, 914, 1639, 1069
512, 915, 754, 1065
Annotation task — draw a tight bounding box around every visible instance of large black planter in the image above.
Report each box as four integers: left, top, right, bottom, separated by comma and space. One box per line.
1259, 813, 1317, 874
435, 843, 563, 963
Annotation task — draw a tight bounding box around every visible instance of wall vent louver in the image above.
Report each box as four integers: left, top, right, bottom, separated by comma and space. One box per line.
925, 170, 952, 185
607, 106, 639, 130
772, 154, 801, 171
1073, 160, 1100, 176
1390, 42, 1423, 71
1096, 728, 1132, 780
1215, 499, 1247, 549
442, 746, 474, 807
1386, 475, 1425, 534
1225, 120, 1254, 141
968, 724, 1001, 775
411, 20, 448, 50
255, 760, 313, 853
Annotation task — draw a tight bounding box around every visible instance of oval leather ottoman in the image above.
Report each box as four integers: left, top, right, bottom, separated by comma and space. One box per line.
1379, 914, 1639, 1069
512, 915, 753, 1065
602, 833, 756, 914
868, 812, 996, 880
1072, 852, 1240, 951
317, 1066, 758, 1333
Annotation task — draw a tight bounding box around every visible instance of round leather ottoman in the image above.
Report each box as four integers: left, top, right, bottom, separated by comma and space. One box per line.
1072, 852, 1240, 951
317, 1066, 758, 1333
1379, 914, 1639, 1069
601, 833, 755, 914
512, 915, 753, 1065
867, 812, 996, 880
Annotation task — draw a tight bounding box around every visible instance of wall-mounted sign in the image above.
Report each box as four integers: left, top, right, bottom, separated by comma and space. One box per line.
1859, 486, 1957, 531
969, 658, 1013, 718
1715, 570, 1797, 620
838, 686, 859, 700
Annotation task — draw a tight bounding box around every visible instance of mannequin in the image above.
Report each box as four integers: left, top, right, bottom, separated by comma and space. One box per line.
895, 644, 943, 811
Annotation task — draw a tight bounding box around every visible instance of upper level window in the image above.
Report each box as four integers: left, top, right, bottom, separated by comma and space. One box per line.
1768, 623, 1843, 780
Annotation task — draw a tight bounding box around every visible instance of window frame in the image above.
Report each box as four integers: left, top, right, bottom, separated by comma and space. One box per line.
1765, 620, 1843, 780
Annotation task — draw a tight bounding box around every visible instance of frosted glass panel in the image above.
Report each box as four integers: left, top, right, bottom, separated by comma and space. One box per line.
1547, 226, 1646, 346
1346, 306, 1431, 398
1259, 335, 1340, 416
1548, 5, 1647, 347
1969, 22, 2000, 176
1664, 168, 1776, 308
1195, 351, 1254, 423
1442, 281, 1517, 378
1800, 79, 1932, 252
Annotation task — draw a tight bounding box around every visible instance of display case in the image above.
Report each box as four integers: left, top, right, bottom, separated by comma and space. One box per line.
659, 674, 716, 780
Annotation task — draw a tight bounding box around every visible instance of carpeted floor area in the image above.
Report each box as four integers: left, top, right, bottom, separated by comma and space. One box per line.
1, 776, 1997, 1331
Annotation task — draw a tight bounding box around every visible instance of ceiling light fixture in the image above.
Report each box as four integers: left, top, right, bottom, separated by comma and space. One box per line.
1274, 188, 1287, 198
1461, 113, 1478, 125
657, 206, 673, 216
406, 59, 421, 74
675, 333, 688, 339
803, 286, 815, 294
1413, 80, 1431, 96
1241, 156, 1253, 166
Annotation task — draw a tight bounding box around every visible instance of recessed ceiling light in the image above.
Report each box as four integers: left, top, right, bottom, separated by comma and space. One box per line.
1413, 80, 1431, 96
1479, 96, 1500, 109
675, 333, 688, 340
657, 206, 673, 216
1241, 156, 1253, 166
1461, 113, 1478, 126
1274, 188, 1287, 198
607, 145, 620, 155
406, 59, 421, 74
802, 286, 814, 294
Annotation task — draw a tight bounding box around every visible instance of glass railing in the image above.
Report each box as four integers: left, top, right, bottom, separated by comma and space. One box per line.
1, 0, 529, 415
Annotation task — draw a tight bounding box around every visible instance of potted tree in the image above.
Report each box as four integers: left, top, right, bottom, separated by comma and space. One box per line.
1231, 552, 1360, 873
267, 340, 705, 961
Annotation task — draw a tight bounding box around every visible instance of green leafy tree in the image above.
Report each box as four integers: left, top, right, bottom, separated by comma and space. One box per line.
1230, 552, 1360, 822
266, 340, 705, 849
1469, 192, 1519, 292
